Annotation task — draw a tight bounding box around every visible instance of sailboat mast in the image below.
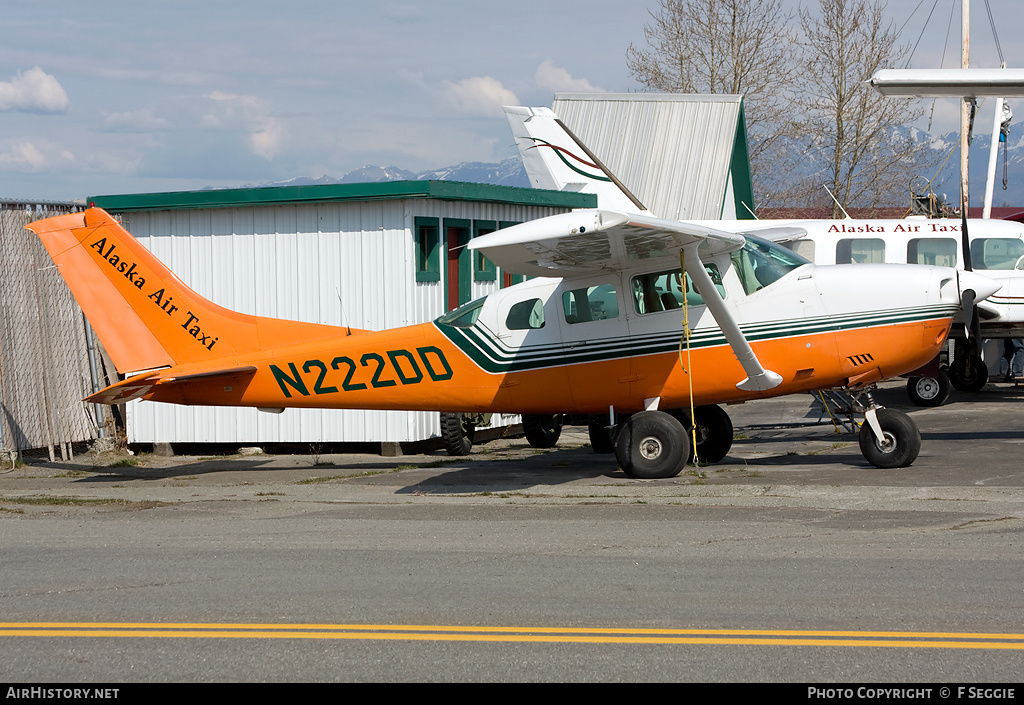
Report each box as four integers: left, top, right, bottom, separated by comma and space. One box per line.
960, 0, 970, 217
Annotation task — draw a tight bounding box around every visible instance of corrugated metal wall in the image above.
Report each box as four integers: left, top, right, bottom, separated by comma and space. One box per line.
553, 93, 743, 221
120, 198, 566, 446
0, 209, 101, 456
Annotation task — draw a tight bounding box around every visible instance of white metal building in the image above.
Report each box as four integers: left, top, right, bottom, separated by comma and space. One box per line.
89, 181, 593, 448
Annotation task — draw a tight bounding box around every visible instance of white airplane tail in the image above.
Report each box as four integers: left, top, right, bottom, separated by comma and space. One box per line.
503, 106, 647, 214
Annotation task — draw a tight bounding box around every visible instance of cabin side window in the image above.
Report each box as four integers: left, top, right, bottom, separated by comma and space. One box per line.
562, 284, 620, 324
836, 238, 885, 264
505, 298, 545, 330
969, 238, 1024, 270
907, 238, 957, 267
630, 265, 725, 314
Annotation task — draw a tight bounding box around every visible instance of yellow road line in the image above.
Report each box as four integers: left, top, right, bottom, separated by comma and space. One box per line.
2, 623, 1023, 649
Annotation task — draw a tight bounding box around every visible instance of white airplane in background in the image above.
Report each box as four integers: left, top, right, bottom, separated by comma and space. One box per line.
506, 105, 1024, 407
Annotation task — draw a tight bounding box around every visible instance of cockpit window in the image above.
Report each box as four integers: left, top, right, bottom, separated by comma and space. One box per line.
562, 283, 620, 324
436, 297, 485, 328
731, 236, 809, 295
631, 265, 725, 314
969, 238, 1024, 270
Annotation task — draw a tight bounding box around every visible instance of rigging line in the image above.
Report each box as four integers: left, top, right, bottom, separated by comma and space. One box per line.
983, 0, 1005, 67
903, 0, 941, 69
929, 0, 959, 132
678, 249, 698, 465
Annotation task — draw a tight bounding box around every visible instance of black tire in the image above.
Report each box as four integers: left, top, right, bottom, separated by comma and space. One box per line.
588, 419, 617, 454
522, 414, 563, 448
440, 412, 474, 456
906, 371, 951, 407
689, 404, 733, 464
949, 355, 988, 392
614, 410, 689, 479
858, 408, 921, 469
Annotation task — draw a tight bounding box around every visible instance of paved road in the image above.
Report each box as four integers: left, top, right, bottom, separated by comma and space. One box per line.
2, 382, 1023, 682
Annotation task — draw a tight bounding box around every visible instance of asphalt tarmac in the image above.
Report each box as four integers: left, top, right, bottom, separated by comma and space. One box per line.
2, 380, 1024, 682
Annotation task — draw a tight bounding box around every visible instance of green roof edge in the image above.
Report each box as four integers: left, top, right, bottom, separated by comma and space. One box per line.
89, 180, 597, 212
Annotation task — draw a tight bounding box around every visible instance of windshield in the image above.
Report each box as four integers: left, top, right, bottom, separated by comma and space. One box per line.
731, 235, 809, 294
435, 297, 486, 328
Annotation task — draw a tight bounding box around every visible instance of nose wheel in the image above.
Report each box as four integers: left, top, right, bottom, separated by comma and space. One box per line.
857, 406, 920, 468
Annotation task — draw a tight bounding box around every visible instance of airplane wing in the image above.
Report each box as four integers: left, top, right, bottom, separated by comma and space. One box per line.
469, 209, 746, 277
471, 209, 782, 392
737, 225, 808, 244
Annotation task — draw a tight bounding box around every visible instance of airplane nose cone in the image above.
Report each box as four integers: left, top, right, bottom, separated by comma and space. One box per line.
958, 270, 1002, 304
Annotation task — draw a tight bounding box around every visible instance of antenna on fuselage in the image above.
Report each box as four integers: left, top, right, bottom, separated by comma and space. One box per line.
336, 287, 352, 336
822, 184, 852, 219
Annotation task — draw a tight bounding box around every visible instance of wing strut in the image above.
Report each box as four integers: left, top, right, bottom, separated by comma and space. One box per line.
682, 245, 783, 392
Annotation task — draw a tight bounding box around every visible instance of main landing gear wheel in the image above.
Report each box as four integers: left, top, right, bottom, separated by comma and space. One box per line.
615, 410, 689, 479
522, 414, 563, 448
588, 419, 617, 454
686, 404, 733, 464
858, 408, 921, 469
906, 370, 951, 407
440, 412, 475, 456
949, 355, 988, 393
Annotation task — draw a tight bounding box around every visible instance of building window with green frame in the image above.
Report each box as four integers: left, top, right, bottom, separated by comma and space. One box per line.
473, 220, 497, 281
415, 216, 440, 282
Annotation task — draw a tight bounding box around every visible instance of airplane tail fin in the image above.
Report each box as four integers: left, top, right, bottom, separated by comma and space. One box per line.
27, 208, 351, 375
503, 106, 647, 214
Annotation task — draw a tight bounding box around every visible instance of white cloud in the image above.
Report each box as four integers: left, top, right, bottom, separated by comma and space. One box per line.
204, 92, 286, 160
0, 139, 75, 172
534, 60, 605, 94
0, 67, 70, 114
101, 109, 171, 133
443, 76, 519, 117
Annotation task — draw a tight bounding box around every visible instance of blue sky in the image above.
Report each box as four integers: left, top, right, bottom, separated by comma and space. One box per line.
0, 0, 1019, 201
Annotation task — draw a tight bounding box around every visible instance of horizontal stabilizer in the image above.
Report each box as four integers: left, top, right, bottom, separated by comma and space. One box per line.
87, 366, 258, 405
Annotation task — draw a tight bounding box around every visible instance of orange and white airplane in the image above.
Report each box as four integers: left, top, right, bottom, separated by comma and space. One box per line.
505, 105, 1024, 405
27, 151, 998, 479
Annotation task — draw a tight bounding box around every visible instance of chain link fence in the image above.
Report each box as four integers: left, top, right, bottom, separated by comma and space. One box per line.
0, 207, 106, 460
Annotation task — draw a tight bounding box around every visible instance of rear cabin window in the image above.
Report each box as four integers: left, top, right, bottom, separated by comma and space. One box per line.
836, 238, 885, 264
562, 284, 619, 324
970, 238, 1024, 270
505, 299, 545, 330
631, 265, 725, 314
907, 238, 957, 267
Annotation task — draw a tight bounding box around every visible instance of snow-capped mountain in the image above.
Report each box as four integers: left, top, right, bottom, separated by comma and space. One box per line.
257, 128, 1024, 210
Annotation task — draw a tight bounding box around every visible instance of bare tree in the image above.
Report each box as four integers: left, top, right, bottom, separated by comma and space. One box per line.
793, 0, 935, 217
626, 0, 798, 170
